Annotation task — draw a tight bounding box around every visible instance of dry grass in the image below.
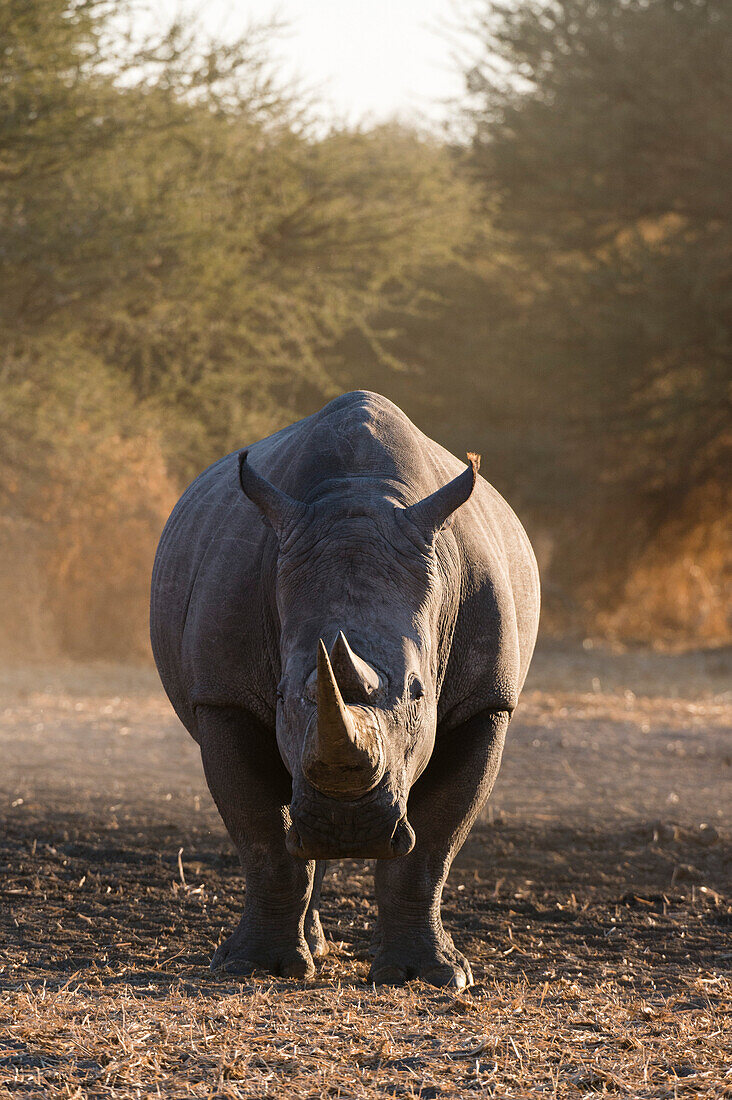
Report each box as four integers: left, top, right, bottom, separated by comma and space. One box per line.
0, 644, 730, 1098
2, 969, 730, 1098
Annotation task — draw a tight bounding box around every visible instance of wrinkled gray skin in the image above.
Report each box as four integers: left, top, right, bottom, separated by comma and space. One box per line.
151, 392, 540, 988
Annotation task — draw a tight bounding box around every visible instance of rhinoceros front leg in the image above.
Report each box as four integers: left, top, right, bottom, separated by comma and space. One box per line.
197, 705, 316, 979
371, 709, 509, 989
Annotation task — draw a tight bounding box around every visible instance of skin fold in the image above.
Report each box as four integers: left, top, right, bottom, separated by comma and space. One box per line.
150, 391, 540, 988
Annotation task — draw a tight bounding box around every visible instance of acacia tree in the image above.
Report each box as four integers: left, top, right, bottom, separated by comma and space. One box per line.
0, 0, 293, 495
461, 0, 732, 612
0, 0, 473, 655
0, 1, 471, 483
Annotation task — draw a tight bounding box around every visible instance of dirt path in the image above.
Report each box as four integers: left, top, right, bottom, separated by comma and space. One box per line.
0, 644, 730, 1097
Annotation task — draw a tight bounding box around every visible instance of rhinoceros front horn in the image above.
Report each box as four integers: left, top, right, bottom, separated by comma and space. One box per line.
301, 640, 385, 800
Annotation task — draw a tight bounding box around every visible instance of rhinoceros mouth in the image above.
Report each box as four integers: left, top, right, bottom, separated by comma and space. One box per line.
286, 814, 414, 860
287, 787, 415, 860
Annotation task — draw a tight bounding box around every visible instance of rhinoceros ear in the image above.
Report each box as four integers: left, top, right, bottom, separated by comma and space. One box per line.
238, 450, 310, 540
402, 453, 480, 543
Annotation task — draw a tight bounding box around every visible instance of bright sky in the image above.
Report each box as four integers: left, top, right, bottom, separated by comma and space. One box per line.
164, 0, 471, 126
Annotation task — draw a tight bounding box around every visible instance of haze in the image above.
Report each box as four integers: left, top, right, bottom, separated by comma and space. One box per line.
161, 0, 468, 124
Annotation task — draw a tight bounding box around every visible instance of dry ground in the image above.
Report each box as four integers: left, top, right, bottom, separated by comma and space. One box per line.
0, 643, 730, 1098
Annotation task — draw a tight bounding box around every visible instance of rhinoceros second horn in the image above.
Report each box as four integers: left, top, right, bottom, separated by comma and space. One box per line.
329, 630, 380, 699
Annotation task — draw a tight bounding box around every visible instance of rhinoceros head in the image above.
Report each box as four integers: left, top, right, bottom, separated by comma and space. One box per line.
238, 449, 479, 860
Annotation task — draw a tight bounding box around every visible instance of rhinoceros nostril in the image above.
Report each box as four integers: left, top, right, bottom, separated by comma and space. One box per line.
390, 816, 416, 856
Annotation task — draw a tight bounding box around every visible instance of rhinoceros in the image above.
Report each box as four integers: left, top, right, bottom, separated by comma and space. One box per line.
150, 391, 539, 988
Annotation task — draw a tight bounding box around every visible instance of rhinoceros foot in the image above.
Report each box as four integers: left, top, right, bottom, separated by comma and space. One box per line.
210, 925, 315, 980
369, 936, 473, 990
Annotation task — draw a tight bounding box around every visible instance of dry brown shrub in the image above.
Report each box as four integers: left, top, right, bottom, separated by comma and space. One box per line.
0, 429, 178, 662
596, 481, 731, 647
1, 429, 176, 660
0, 516, 57, 661
35, 429, 177, 660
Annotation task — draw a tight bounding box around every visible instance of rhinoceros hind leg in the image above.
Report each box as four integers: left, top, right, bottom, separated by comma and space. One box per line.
305, 861, 329, 958
304, 912, 328, 959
